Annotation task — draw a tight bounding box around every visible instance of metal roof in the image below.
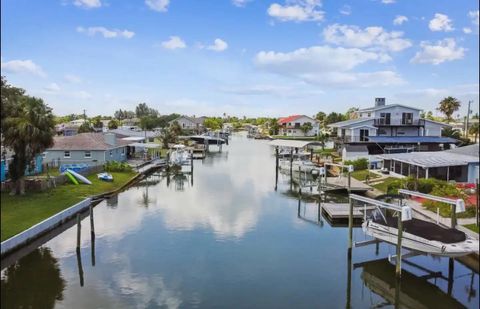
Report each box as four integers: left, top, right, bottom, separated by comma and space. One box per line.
128, 142, 161, 148
376, 148, 478, 168
268, 139, 323, 148
327, 118, 371, 128
357, 104, 422, 112
368, 136, 458, 144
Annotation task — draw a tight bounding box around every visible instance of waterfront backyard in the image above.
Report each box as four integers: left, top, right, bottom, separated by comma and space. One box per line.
1, 134, 478, 308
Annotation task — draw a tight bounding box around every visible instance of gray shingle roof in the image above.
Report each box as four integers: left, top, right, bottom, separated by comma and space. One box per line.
48, 133, 131, 151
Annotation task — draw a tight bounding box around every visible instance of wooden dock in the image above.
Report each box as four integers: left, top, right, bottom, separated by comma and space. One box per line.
322, 203, 376, 220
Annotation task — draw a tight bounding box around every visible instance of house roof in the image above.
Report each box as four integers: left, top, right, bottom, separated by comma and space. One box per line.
48, 133, 131, 151
368, 136, 458, 144
110, 128, 158, 138
344, 145, 368, 152
357, 104, 422, 112
423, 119, 452, 127
169, 115, 206, 125
445, 144, 479, 157
327, 118, 372, 128
278, 115, 318, 125
376, 145, 479, 168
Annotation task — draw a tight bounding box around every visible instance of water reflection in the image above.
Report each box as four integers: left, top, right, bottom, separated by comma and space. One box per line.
1, 247, 66, 309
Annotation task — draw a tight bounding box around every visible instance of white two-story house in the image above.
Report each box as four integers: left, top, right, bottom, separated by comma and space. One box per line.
328, 98, 456, 161
278, 115, 320, 137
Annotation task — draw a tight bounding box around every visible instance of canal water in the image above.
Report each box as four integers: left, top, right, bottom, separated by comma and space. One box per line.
1, 133, 479, 308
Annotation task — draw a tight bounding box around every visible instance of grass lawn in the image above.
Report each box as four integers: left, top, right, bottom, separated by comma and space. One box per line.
464, 224, 479, 233
350, 170, 381, 181
423, 201, 476, 219
372, 177, 398, 193
1, 170, 137, 241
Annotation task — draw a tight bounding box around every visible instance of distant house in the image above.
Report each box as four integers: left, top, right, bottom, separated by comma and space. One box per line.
169, 116, 206, 132
376, 144, 479, 183
43, 133, 131, 166
278, 115, 320, 137
122, 118, 140, 127
110, 128, 159, 143
328, 98, 456, 160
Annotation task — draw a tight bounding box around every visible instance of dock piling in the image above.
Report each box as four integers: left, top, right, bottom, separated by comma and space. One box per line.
76, 214, 81, 250
89, 205, 95, 235
289, 148, 293, 178
396, 199, 403, 278
348, 197, 353, 250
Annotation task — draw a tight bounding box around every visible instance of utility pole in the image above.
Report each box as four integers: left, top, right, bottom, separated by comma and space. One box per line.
465, 100, 472, 138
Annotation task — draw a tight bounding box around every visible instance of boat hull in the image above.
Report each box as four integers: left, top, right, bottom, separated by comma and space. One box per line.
363, 220, 479, 258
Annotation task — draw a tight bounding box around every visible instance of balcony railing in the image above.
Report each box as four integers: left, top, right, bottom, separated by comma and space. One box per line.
373, 119, 425, 126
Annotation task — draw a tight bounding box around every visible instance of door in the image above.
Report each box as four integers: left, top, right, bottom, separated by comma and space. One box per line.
359, 129, 369, 141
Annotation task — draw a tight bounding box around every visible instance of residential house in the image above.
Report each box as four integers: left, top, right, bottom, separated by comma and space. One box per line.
328, 98, 456, 160
43, 133, 131, 167
169, 116, 206, 133
376, 144, 479, 183
278, 115, 320, 137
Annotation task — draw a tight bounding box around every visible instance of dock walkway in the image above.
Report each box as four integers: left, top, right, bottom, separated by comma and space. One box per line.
322, 203, 376, 220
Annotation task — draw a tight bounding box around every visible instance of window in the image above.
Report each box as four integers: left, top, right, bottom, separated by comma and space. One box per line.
42, 152, 47, 158
402, 113, 413, 125
121, 148, 125, 156
367, 113, 371, 117
380, 113, 391, 125
109, 150, 113, 157
294, 122, 300, 128
64, 151, 71, 158
84, 151, 91, 158
377, 129, 387, 135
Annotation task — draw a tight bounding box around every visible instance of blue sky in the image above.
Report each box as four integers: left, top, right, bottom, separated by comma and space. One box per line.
1, 0, 478, 117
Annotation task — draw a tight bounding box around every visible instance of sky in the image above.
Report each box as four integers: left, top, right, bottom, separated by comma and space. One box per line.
1, 0, 479, 118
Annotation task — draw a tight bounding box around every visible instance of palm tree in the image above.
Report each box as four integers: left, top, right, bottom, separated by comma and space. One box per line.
300, 122, 313, 136
2, 96, 55, 194
469, 122, 479, 142
437, 97, 461, 122
317, 132, 330, 150
441, 127, 461, 139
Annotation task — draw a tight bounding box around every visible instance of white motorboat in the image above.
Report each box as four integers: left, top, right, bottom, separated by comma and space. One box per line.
362, 212, 479, 257
170, 145, 191, 166
279, 159, 319, 174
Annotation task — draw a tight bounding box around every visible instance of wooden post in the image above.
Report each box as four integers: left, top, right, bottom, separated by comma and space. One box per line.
451, 201, 457, 228
275, 147, 279, 191
76, 214, 81, 250
89, 205, 95, 235
447, 258, 454, 295
347, 171, 351, 190
310, 148, 313, 161
76, 246, 84, 287
396, 200, 403, 278
289, 148, 293, 177
190, 151, 194, 173
346, 248, 352, 309
348, 197, 353, 250
297, 187, 302, 217
91, 227, 96, 267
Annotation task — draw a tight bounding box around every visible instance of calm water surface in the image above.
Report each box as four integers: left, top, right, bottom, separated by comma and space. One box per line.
1, 133, 479, 308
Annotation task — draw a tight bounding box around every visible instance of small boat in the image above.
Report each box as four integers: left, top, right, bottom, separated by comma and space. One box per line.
170, 145, 191, 166
363, 211, 479, 257
65, 171, 79, 185
279, 159, 319, 174
97, 172, 113, 182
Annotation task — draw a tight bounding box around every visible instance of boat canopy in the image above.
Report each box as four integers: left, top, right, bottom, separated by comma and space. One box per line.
128, 142, 161, 148
268, 139, 323, 149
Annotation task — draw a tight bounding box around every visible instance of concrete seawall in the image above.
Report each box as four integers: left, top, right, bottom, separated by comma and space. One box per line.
1, 198, 92, 256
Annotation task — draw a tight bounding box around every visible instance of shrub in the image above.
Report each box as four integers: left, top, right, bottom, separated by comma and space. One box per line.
104, 161, 132, 172
344, 158, 368, 171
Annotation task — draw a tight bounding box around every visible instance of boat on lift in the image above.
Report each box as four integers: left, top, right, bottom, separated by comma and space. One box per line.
279, 158, 319, 174
169, 145, 191, 166
362, 210, 479, 257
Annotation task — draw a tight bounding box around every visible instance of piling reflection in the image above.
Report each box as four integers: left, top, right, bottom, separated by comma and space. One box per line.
355, 258, 465, 309
1, 248, 65, 309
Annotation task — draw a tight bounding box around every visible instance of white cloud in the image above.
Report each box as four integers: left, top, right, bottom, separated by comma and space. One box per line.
73, 0, 101, 8
381, 0, 395, 4
145, 0, 170, 12
429, 13, 454, 32
76, 26, 135, 39
411, 38, 466, 65
339, 5, 351, 16
64, 74, 82, 83
161, 36, 186, 49
393, 15, 408, 25
322, 24, 412, 52
43, 83, 61, 93
463, 27, 472, 34
468, 10, 479, 26
267, 0, 324, 22
1, 59, 46, 77
254, 45, 404, 87
207, 38, 228, 52
232, 0, 251, 7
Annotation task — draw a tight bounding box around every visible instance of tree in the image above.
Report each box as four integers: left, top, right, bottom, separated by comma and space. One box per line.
441, 127, 461, 139
77, 122, 93, 133
1, 91, 55, 194
204, 117, 222, 130
316, 132, 329, 150
108, 119, 119, 129
437, 97, 461, 122
315, 112, 326, 123
92, 117, 103, 129
345, 107, 359, 120
300, 122, 313, 136
135, 102, 158, 118
1, 76, 25, 131
170, 121, 183, 136
268, 118, 279, 135
324, 112, 345, 125
469, 122, 479, 142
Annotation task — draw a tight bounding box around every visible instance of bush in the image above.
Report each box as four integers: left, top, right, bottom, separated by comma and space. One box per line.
344, 158, 368, 171
104, 161, 132, 172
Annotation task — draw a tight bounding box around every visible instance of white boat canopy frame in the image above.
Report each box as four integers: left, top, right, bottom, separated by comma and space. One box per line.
268, 140, 324, 148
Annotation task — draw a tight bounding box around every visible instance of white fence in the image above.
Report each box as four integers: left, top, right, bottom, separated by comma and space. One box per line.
1, 198, 91, 256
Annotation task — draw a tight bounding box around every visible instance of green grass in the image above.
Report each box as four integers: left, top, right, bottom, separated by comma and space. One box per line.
350, 170, 381, 181
464, 224, 479, 233
372, 177, 398, 193
423, 201, 476, 219
1, 171, 137, 241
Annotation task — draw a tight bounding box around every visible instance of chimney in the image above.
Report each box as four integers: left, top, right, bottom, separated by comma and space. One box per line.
375, 97, 385, 107
104, 132, 116, 146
